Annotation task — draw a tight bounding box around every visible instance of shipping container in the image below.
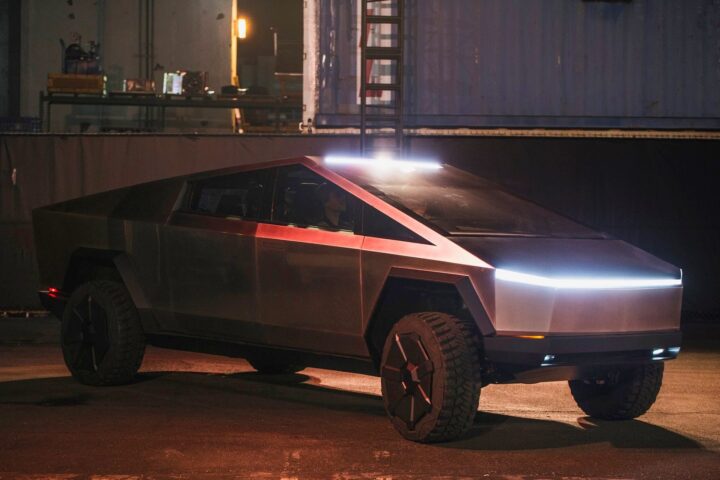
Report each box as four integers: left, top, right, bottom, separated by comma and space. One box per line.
305, 0, 720, 129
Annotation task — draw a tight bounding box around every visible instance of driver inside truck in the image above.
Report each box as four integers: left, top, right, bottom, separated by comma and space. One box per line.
315, 183, 353, 231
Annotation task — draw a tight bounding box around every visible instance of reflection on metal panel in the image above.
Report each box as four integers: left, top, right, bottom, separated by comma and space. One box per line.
494, 280, 682, 334
315, 0, 720, 129
1, 134, 718, 314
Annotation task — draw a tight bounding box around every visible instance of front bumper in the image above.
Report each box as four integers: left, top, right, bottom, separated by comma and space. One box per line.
483, 330, 682, 384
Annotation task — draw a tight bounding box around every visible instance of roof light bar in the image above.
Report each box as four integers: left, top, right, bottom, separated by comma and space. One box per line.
324, 155, 442, 171
495, 269, 682, 290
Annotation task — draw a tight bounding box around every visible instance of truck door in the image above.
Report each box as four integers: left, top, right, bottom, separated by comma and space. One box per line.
256, 164, 367, 357
158, 167, 274, 342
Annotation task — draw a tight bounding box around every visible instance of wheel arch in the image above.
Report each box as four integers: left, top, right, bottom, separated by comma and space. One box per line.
62, 248, 150, 310
363, 269, 494, 369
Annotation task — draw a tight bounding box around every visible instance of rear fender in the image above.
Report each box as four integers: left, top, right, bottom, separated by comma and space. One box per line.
57, 249, 157, 331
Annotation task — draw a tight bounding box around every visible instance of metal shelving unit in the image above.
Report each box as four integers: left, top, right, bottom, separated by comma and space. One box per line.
38, 92, 302, 132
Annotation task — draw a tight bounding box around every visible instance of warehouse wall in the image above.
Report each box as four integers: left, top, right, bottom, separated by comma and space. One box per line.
19, 0, 100, 119
0, 1, 9, 117
1, 134, 718, 318
19, 0, 234, 132
313, 0, 720, 129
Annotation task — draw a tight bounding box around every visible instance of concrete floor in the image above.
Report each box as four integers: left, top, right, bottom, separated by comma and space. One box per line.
0, 318, 719, 479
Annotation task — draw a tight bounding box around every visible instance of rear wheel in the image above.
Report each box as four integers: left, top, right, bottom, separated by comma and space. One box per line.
380, 312, 482, 443
569, 363, 664, 420
61, 281, 145, 386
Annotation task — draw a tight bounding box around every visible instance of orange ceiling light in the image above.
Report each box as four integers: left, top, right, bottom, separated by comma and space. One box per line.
237, 17, 248, 39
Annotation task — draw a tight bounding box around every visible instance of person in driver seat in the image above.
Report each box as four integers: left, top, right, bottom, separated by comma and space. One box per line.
315, 183, 353, 231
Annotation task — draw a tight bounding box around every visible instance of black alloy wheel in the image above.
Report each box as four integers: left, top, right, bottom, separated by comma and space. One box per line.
381, 312, 483, 442
64, 293, 111, 373
382, 331, 435, 429
61, 281, 145, 386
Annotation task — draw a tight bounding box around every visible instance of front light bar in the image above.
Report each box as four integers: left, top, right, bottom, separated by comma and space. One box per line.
495, 268, 682, 290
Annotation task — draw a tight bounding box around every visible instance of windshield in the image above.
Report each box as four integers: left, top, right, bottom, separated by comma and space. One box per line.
330, 163, 604, 238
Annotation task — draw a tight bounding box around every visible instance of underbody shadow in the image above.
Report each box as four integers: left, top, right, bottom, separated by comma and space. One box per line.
161, 370, 706, 451
0, 391, 93, 407
133, 371, 170, 383
220, 370, 388, 416
441, 411, 703, 450
231, 372, 706, 451
0, 370, 705, 452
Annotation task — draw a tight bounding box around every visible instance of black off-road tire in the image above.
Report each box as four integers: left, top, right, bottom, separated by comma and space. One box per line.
380, 312, 483, 443
247, 355, 305, 374
61, 280, 145, 386
569, 363, 664, 420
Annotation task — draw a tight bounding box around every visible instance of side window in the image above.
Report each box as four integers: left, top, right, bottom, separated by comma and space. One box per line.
273, 165, 358, 232
362, 204, 431, 244
186, 168, 273, 221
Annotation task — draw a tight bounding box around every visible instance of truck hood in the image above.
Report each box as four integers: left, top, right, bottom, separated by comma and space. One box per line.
451, 236, 681, 279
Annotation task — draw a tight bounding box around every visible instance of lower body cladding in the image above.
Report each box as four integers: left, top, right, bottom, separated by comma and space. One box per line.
482, 330, 682, 384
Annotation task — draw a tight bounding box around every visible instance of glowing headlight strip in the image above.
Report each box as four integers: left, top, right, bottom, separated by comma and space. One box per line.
495, 268, 682, 289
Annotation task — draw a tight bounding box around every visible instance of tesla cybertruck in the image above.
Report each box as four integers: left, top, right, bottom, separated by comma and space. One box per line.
34, 155, 682, 442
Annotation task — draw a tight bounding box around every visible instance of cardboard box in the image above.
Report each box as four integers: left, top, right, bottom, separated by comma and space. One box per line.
47, 73, 105, 94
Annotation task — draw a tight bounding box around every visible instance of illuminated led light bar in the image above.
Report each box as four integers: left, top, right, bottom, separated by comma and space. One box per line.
324, 155, 442, 171
495, 268, 682, 290
652, 346, 682, 360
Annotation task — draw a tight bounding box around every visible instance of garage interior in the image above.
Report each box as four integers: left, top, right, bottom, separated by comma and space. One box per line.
1, 1, 720, 478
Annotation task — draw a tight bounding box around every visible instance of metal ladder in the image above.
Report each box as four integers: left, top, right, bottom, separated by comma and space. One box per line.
360, 0, 405, 157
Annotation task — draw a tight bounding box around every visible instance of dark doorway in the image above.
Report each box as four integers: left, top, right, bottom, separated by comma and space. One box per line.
236, 0, 303, 94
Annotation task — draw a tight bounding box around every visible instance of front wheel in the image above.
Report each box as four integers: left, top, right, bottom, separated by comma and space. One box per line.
380, 312, 483, 443
569, 363, 664, 420
61, 280, 146, 386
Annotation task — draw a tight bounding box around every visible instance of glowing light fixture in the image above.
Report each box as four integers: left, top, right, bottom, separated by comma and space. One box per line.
541, 354, 557, 367
324, 155, 442, 172
237, 18, 248, 39
652, 346, 681, 360
495, 269, 682, 290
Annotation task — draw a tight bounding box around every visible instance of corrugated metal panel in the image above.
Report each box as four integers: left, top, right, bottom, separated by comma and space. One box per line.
315, 0, 720, 129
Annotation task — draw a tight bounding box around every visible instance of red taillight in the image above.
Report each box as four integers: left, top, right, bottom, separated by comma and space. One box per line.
48, 287, 60, 298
